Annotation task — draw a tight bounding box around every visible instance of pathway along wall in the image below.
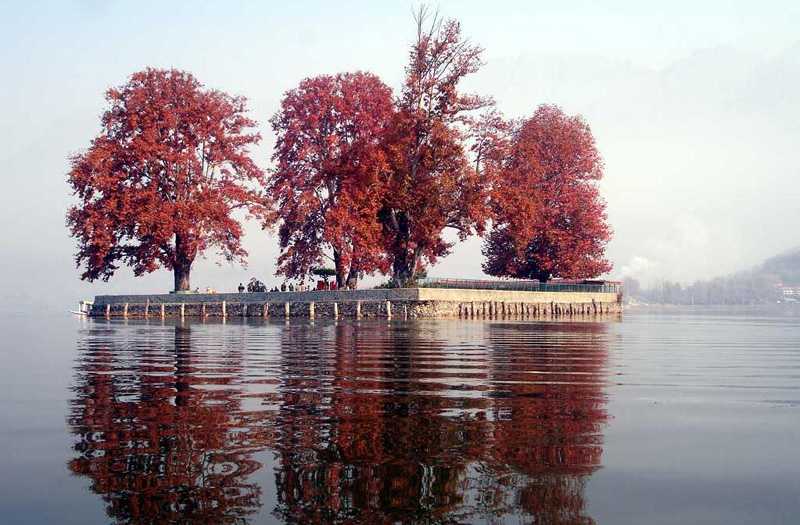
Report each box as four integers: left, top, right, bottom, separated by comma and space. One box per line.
88, 288, 621, 320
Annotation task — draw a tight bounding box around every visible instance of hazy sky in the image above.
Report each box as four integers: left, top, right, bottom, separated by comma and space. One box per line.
2, 1, 799, 313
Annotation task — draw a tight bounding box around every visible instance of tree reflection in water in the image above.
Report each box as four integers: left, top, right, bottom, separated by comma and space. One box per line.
67, 325, 272, 523
67, 320, 609, 524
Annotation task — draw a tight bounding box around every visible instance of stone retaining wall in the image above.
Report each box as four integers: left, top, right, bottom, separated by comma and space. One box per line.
89, 288, 621, 320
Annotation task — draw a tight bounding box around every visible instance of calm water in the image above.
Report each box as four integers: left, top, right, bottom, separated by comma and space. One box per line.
1, 311, 798, 524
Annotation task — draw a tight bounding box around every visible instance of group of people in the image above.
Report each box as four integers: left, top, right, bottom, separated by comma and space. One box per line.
237, 279, 339, 293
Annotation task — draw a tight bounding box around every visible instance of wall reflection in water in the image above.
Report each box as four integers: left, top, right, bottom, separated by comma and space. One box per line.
67, 320, 610, 523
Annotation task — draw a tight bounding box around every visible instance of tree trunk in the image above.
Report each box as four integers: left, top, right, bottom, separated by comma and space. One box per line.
173, 235, 193, 292
390, 211, 414, 286
174, 260, 191, 292
333, 250, 347, 289
346, 265, 359, 290
392, 253, 413, 287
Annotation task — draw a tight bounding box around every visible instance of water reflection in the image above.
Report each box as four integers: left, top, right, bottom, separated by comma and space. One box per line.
68, 324, 278, 523
67, 320, 610, 523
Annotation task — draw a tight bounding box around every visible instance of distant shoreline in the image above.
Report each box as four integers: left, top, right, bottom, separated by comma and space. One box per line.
625, 303, 800, 315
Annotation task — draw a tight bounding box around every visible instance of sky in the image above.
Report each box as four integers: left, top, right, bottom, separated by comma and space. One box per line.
1, 0, 799, 313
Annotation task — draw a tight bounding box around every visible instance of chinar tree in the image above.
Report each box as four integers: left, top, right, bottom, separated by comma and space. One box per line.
482, 105, 612, 281
268, 72, 394, 289
379, 8, 493, 286
66, 68, 268, 291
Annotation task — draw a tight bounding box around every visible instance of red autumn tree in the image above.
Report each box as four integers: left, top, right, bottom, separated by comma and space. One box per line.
66, 68, 267, 291
268, 72, 394, 288
483, 105, 612, 281
380, 8, 493, 285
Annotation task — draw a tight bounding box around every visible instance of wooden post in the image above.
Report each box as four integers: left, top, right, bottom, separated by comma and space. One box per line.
202, 303, 206, 318
309, 302, 315, 319
145, 299, 150, 318
263, 303, 269, 318
385, 300, 392, 319
160, 303, 165, 319
242, 303, 247, 317
105, 304, 110, 318
123, 303, 128, 318
333, 302, 338, 318
180, 303, 185, 318
404, 305, 408, 320
222, 300, 227, 317
285, 302, 290, 318
356, 301, 362, 318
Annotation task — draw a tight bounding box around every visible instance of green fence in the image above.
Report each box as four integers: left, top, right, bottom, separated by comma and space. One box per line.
417, 278, 622, 294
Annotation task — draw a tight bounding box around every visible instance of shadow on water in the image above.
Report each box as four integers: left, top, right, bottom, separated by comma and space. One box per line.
66, 319, 611, 524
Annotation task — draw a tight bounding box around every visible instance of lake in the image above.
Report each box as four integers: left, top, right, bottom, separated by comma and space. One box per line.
1, 310, 798, 524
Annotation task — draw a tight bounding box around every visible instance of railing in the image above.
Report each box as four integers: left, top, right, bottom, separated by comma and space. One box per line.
417, 277, 622, 294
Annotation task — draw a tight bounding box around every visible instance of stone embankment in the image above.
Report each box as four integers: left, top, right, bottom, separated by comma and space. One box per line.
89, 288, 621, 320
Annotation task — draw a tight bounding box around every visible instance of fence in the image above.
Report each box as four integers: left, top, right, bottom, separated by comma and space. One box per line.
417, 277, 622, 294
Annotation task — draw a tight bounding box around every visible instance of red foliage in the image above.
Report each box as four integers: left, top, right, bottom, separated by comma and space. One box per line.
68, 327, 271, 522
66, 68, 267, 291
266, 12, 612, 286
379, 9, 493, 285
268, 72, 394, 288
483, 105, 612, 281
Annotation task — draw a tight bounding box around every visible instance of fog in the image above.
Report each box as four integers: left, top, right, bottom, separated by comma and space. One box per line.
1, 1, 798, 313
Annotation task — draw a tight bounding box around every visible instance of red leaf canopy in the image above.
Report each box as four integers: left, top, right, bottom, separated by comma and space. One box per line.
483, 105, 612, 281
269, 72, 394, 287
67, 68, 267, 289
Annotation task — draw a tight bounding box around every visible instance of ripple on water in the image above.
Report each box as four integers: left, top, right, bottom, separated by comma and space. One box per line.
65, 319, 613, 523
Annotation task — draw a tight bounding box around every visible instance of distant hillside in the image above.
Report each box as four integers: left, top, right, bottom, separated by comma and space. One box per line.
760, 248, 800, 284
628, 247, 800, 305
